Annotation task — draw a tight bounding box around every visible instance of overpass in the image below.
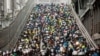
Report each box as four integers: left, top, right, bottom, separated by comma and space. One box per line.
0, 0, 98, 51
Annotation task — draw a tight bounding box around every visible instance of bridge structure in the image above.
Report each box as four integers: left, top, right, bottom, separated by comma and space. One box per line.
0, 0, 98, 52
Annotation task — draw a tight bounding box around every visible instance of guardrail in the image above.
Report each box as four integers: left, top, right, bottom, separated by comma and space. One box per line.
69, 5, 99, 49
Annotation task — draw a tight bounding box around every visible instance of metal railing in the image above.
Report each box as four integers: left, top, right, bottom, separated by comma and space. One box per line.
69, 4, 99, 49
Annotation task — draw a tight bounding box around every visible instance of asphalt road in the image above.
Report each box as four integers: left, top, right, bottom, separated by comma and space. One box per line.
0, 0, 35, 51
